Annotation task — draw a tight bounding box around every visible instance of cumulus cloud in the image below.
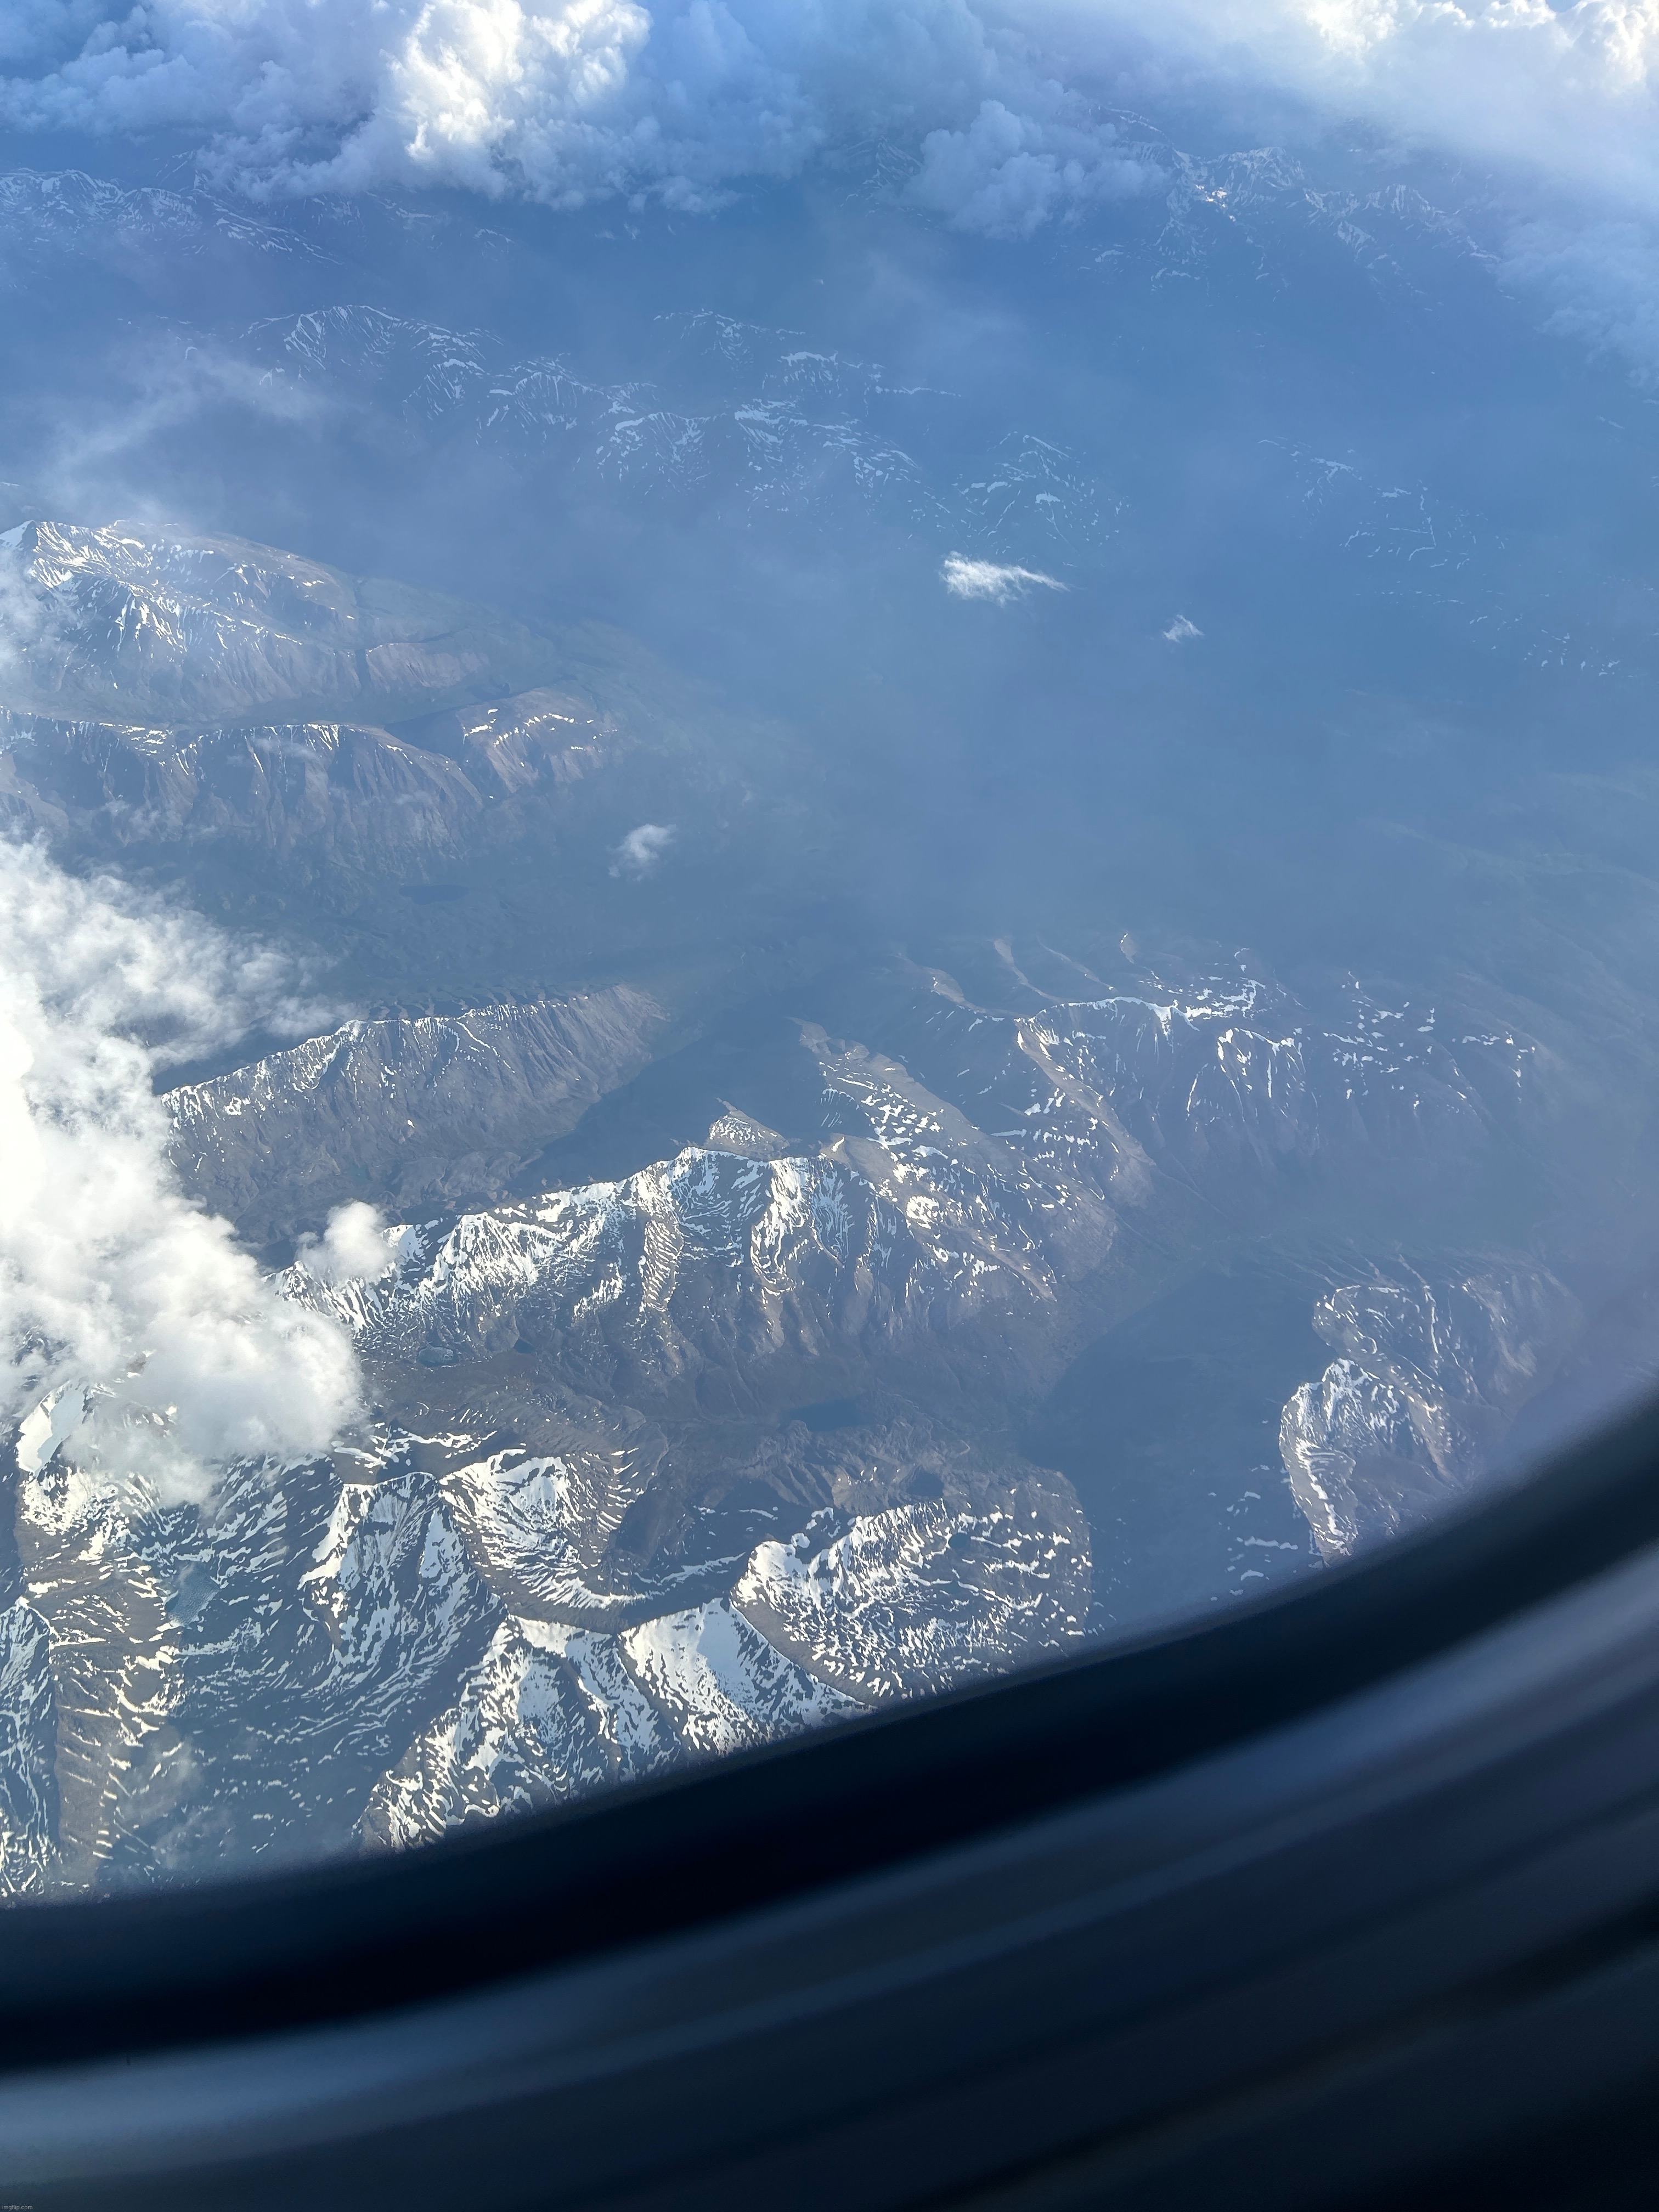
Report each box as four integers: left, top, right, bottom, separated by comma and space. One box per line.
0, 839, 360, 1506
1162, 613, 1202, 642
911, 94, 1154, 240
4, 1, 1659, 234
941, 552, 1066, 604
8, 3, 1659, 228
294, 1201, 395, 1286
0, 2, 113, 71
6, 4, 1659, 364
611, 820, 675, 876
0, 0, 1159, 231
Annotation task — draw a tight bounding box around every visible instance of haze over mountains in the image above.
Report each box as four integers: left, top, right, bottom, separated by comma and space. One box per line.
4, 70, 1659, 1890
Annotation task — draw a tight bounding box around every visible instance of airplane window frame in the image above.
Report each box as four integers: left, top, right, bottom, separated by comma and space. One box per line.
5, 1389, 1659, 2074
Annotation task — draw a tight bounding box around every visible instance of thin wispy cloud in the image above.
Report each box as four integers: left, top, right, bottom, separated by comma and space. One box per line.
24, 333, 343, 527
611, 821, 675, 878
0, 527, 57, 687
1163, 614, 1202, 643
941, 554, 1066, 606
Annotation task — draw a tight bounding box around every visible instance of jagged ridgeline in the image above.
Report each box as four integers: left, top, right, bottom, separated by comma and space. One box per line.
0, 517, 569, 723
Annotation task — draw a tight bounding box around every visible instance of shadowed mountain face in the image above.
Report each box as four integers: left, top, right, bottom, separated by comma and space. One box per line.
4, 105, 1659, 1892
166, 991, 667, 1245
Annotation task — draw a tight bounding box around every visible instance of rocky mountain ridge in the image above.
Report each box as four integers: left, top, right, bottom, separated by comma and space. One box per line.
0, 518, 555, 723
1279, 1262, 1583, 1557
0, 1403, 1087, 1891
225, 302, 1111, 561
166, 989, 665, 1243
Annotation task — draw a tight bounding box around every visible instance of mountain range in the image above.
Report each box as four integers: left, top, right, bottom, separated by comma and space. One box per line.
3, 109, 1659, 1891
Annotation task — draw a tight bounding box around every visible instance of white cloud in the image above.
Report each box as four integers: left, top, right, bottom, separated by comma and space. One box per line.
1162, 613, 1202, 642
941, 552, 1066, 604
911, 95, 1155, 240
611, 820, 675, 876
294, 1201, 395, 1286
7, 3, 1659, 229
0, 839, 359, 1505
0, 0, 1159, 231
5, 4, 1659, 360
